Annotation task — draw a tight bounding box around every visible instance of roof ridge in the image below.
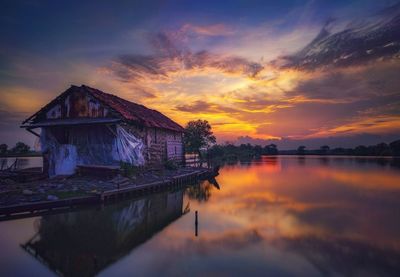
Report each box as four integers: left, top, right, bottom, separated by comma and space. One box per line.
79, 85, 183, 132
81, 85, 150, 109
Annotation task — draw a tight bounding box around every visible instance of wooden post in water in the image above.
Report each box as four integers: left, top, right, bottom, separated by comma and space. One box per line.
195, 210, 198, 237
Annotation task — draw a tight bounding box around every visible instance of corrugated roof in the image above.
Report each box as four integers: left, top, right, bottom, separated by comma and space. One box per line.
22, 85, 184, 132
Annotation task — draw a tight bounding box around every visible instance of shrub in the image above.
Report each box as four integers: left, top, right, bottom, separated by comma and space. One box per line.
120, 162, 139, 178
164, 159, 178, 170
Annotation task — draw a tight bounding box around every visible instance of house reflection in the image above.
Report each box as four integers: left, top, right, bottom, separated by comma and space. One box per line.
21, 189, 188, 276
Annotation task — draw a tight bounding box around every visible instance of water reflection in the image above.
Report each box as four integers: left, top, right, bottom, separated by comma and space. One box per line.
0, 156, 42, 170
201, 156, 400, 276
21, 190, 188, 276
1, 156, 400, 276
283, 236, 400, 276
186, 182, 214, 202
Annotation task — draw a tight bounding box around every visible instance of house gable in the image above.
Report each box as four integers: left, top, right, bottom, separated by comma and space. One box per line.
24, 86, 118, 125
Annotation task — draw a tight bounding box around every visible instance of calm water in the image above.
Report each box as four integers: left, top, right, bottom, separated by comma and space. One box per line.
0, 156, 42, 170
1, 156, 400, 276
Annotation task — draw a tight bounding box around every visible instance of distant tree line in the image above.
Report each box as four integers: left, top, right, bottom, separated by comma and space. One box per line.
0, 142, 34, 156
207, 143, 278, 162
205, 139, 400, 163
293, 140, 400, 156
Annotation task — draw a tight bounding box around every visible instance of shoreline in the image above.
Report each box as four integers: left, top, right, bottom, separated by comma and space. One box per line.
0, 153, 42, 158
274, 154, 399, 157
1, 153, 399, 160
0, 167, 216, 221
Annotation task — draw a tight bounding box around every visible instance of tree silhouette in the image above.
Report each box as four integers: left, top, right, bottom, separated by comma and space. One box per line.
184, 120, 216, 158
11, 142, 30, 154
320, 145, 330, 155
297, 146, 306, 155
264, 144, 278, 155
390, 140, 400, 156
0, 144, 8, 155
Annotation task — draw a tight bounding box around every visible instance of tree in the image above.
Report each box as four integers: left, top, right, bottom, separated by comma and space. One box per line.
253, 145, 263, 156
11, 142, 30, 154
390, 140, 400, 156
0, 144, 8, 155
320, 145, 330, 155
374, 142, 391, 156
354, 145, 367, 155
208, 144, 224, 157
297, 146, 306, 155
264, 144, 278, 155
184, 120, 216, 158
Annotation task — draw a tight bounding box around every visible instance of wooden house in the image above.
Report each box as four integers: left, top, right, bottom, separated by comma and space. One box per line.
21, 85, 184, 176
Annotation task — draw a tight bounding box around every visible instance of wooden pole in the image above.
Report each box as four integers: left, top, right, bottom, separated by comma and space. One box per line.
195, 210, 198, 237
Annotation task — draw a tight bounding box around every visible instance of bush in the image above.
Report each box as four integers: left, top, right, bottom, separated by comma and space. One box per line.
120, 162, 139, 178
164, 159, 178, 170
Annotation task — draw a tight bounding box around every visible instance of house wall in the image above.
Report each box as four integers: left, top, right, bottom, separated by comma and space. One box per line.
147, 128, 166, 166
123, 124, 184, 167
166, 131, 183, 161
148, 128, 184, 165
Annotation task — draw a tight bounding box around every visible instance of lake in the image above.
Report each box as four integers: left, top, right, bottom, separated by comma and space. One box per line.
0, 156, 42, 170
1, 156, 400, 276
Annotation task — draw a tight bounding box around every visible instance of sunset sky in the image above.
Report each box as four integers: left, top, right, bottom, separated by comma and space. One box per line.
1, 0, 400, 149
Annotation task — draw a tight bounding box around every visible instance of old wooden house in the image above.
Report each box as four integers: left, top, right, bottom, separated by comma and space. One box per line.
21, 85, 184, 176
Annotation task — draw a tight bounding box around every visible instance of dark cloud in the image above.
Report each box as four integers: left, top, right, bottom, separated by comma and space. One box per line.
235, 96, 289, 110
175, 100, 213, 113
258, 97, 399, 137
290, 62, 400, 104
295, 73, 369, 101
276, 5, 400, 70
175, 100, 240, 114
0, 110, 27, 126
223, 60, 400, 124
247, 60, 400, 140
135, 88, 157, 99
112, 32, 264, 81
